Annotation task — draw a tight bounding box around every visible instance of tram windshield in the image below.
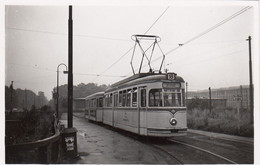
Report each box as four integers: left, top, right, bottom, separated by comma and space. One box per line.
163, 89, 181, 107
149, 88, 184, 107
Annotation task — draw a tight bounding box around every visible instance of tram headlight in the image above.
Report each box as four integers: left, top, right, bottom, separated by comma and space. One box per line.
169, 118, 177, 126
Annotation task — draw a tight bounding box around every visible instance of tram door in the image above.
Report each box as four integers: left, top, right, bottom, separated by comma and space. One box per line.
138, 87, 147, 135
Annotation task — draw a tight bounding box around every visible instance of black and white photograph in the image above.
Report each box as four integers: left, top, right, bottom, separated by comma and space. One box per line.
1, 0, 259, 164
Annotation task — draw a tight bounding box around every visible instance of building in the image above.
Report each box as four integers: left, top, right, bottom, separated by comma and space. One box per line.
188, 85, 250, 109
73, 98, 85, 112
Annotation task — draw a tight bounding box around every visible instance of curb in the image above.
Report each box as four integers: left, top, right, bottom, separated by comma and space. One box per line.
188, 129, 253, 144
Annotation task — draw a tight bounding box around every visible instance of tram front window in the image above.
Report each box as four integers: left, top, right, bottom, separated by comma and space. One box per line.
163, 89, 181, 107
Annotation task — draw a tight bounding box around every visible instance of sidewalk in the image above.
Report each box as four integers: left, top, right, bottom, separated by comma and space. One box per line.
60, 113, 179, 164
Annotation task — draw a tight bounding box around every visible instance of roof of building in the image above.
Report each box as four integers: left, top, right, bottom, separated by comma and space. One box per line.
189, 85, 249, 93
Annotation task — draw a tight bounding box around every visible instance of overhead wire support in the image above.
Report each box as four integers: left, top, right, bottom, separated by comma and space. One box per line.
93, 6, 170, 80
136, 40, 153, 72
157, 43, 166, 73
149, 39, 157, 63
131, 42, 138, 75
131, 34, 163, 74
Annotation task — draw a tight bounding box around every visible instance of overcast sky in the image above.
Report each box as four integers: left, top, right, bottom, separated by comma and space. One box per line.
4, 2, 258, 100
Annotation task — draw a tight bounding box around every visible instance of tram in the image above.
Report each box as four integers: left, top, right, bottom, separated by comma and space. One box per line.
85, 35, 187, 137
85, 92, 104, 122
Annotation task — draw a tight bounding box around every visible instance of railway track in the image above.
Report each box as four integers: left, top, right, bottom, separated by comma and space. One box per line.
123, 133, 238, 164
168, 139, 237, 164
74, 114, 252, 164
142, 138, 237, 164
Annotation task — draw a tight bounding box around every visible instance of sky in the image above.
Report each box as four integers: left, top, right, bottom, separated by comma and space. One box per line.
3, 2, 259, 101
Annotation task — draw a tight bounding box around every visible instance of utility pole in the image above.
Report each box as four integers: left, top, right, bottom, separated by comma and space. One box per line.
234, 94, 242, 133
68, 5, 73, 128
246, 36, 253, 124
240, 85, 243, 109
25, 88, 27, 110
10, 81, 14, 112
61, 5, 78, 159
209, 87, 212, 113
186, 82, 188, 100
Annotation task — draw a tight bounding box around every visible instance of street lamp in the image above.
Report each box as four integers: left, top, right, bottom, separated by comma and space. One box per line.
57, 63, 68, 120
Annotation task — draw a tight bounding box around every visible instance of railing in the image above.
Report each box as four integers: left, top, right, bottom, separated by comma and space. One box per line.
6, 118, 64, 164
6, 133, 61, 164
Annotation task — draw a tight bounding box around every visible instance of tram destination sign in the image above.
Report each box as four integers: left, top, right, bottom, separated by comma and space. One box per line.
167, 73, 176, 80
163, 82, 181, 88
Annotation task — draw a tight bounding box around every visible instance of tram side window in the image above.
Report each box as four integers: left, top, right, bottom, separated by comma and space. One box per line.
126, 89, 131, 107
122, 90, 126, 107
182, 89, 186, 106
93, 98, 97, 107
86, 100, 89, 108
109, 93, 113, 107
114, 93, 118, 107
149, 89, 162, 107
105, 95, 109, 107
90, 98, 96, 107
90, 99, 93, 107
98, 98, 103, 107
141, 89, 146, 107
132, 88, 137, 107
119, 91, 122, 107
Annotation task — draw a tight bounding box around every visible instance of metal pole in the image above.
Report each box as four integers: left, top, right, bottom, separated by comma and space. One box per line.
68, 5, 73, 128
246, 36, 253, 124
25, 88, 27, 110
61, 6, 78, 159
10, 81, 13, 111
57, 63, 68, 120
186, 82, 188, 100
56, 69, 59, 119
209, 87, 212, 113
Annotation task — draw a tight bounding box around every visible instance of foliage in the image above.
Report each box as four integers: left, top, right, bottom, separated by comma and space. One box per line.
5, 85, 48, 111
187, 97, 210, 110
187, 108, 253, 137
6, 110, 55, 145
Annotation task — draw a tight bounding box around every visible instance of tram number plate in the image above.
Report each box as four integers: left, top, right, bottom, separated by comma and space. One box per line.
167, 73, 176, 80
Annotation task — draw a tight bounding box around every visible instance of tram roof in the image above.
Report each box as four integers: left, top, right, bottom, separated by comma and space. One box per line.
106, 72, 184, 92
85, 91, 104, 99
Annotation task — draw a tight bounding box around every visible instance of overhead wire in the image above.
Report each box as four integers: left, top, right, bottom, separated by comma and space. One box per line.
7, 62, 125, 78
175, 48, 248, 69
91, 6, 170, 82
6, 27, 131, 42
173, 41, 245, 63
74, 72, 126, 78
7, 7, 170, 82
132, 6, 252, 74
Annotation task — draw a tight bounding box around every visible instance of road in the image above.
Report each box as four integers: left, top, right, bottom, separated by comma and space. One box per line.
60, 113, 253, 164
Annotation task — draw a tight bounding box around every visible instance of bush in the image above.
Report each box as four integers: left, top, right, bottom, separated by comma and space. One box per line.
6, 110, 55, 145
187, 97, 211, 110
187, 108, 253, 137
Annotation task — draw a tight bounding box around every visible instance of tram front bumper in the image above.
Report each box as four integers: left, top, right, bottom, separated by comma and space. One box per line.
147, 128, 187, 137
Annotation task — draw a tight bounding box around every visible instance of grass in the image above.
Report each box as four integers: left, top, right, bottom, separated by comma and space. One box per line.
187, 108, 254, 137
